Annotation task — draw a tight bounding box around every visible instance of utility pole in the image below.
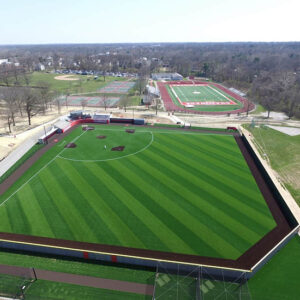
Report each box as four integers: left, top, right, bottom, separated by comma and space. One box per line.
43, 125, 48, 144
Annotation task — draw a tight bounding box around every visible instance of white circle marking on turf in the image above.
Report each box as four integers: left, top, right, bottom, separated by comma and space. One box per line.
57, 131, 154, 163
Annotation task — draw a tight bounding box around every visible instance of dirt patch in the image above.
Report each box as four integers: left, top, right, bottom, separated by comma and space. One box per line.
97, 136, 107, 139
54, 75, 79, 81
65, 143, 77, 148
82, 126, 95, 131
126, 129, 135, 134
111, 146, 125, 151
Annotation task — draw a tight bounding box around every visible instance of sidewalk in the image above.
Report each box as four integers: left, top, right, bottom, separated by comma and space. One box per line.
0, 117, 61, 178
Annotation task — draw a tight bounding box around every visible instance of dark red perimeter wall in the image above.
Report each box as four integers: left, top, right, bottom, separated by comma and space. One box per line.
157, 81, 255, 115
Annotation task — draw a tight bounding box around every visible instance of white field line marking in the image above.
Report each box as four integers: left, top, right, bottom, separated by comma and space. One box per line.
169, 85, 184, 105
57, 131, 154, 163
208, 85, 235, 104
57, 130, 232, 163
0, 130, 87, 208
176, 86, 189, 102
58, 140, 67, 147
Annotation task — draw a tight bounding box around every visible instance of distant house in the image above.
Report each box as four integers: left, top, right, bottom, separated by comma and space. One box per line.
151, 73, 183, 81
0, 58, 9, 65
35, 63, 45, 71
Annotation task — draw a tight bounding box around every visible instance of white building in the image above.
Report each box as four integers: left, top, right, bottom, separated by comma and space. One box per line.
0, 59, 9, 65
151, 73, 183, 81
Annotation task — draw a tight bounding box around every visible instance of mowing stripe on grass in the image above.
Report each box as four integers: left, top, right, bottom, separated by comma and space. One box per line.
33, 179, 76, 240
165, 134, 253, 181
152, 136, 275, 224
85, 162, 195, 254
138, 148, 263, 244
39, 166, 100, 242
0, 130, 87, 208
80, 163, 167, 250
149, 140, 275, 231
52, 162, 122, 245
130, 155, 249, 257
5, 194, 33, 234
17, 184, 54, 237
57, 159, 145, 248
110, 159, 241, 257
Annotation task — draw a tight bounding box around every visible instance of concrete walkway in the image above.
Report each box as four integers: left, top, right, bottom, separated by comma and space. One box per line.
0, 118, 62, 178
0, 264, 154, 296
0, 130, 42, 177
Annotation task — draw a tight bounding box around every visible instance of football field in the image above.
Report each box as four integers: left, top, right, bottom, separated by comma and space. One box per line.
170, 84, 236, 105
165, 84, 244, 112
0, 125, 276, 260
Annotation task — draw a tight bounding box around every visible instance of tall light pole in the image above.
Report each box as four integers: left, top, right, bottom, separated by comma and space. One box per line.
43, 125, 48, 144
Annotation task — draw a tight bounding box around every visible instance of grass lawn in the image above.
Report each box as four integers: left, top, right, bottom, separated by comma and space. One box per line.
248, 235, 300, 300
251, 104, 266, 114
243, 124, 300, 206
0, 275, 150, 300
0, 250, 154, 284
166, 85, 243, 112
0, 125, 276, 259
0, 273, 32, 298
6, 72, 127, 95
24, 279, 151, 300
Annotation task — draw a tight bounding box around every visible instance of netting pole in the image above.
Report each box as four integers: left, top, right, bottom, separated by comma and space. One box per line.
32, 268, 37, 282
196, 266, 201, 300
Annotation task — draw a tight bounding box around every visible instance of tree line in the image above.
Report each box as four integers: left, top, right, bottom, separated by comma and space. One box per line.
0, 42, 299, 118
0, 84, 53, 132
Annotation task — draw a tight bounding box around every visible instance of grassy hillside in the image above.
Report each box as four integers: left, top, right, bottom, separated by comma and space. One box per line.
243, 124, 300, 206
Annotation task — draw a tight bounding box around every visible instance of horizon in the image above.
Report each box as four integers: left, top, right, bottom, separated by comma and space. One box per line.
1, 41, 300, 47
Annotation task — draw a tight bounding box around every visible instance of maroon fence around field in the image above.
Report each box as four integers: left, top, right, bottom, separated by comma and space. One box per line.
157, 81, 255, 115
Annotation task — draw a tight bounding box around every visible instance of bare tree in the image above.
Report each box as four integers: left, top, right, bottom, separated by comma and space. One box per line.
119, 95, 130, 112
81, 99, 88, 110
21, 88, 42, 125
102, 95, 108, 111
1, 87, 18, 127
37, 81, 51, 114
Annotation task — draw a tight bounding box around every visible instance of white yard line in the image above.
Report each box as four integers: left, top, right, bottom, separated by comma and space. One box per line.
0, 130, 87, 208
208, 85, 234, 103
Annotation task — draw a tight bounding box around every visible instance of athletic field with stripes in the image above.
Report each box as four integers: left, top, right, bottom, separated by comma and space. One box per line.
170, 84, 238, 106
163, 82, 245, 112
0, 125, 276, 260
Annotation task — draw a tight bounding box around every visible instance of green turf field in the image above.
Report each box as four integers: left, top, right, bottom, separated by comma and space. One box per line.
166, 85, 243, 112
248, 235, 300, 300
0, 125, 276, 259
171, 84, 233, 103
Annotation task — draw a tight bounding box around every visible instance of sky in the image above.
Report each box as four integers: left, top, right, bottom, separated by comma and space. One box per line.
0, 0, 300, 44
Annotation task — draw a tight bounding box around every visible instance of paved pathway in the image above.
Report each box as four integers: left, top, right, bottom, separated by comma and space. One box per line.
0, 264, 154, 296
0, 118, 62, 177
0, 130, 43, 177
